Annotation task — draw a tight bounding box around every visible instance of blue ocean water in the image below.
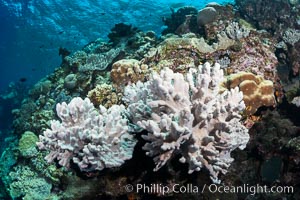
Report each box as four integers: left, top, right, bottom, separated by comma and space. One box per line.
0, 0, 234, 92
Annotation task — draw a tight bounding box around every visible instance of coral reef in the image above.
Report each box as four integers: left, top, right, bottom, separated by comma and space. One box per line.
197, 6, 217, 26
87, 83, 122, 108
236, 0, 300, 36
201, 3, 235, 40
37, 97, 137, 171
2, 1, 300, 199
288, 136, 300, 151
226, 33, 278, 82
12, 98, 55, 135
277, 29, 300, 77
64, 73, 77, 90
292, 96, 300, 107
249, 110, 299, 160
0, 138, 18, 195
78, 48, 122, 72
222, 110, 300, 200
141, 33, 234, 75
123, 63, 249, 183
8, 165, 52, 200
111, 59, 149, 86
108, 23, 139, 44
162, 3, 235, 40
162, 6, 198, 35
63, 50, 88, 69
235, 0, 300, 96
63, 46, 122, 72
283, 28, 300, 46
18, 131, 39, 158
0, 135, 63, 200
225, 21, 250, 40
221, 72, 276, 115
28, 79, 52, 99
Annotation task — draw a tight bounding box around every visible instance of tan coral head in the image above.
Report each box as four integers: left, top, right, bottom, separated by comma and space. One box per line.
221, 72, 276, 115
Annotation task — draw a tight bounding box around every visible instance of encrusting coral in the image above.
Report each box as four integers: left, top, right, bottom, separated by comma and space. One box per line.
87, 84, 121, 108
8, 165, 52, 200
123, 62, 249, 183
292, 96, 300, 107
78, 48, 122, 72
18, 131, 39, 158
220, 72, 276, 115
111, 59, 149, 86
225, 21, 250, 40
197, 6, 218, 26
37, 97, 137, 171
283, 28, 300, 46
226, 34, 278, 82
64, 73, 77, 90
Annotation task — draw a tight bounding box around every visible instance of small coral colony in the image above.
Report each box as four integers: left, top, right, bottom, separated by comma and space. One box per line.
1, 1, 300, 199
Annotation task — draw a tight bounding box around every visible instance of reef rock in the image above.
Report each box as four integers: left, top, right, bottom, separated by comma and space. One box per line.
197, 6, 218, 26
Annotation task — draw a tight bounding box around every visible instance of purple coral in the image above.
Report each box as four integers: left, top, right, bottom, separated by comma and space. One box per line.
37, 97, 137, 171
123, 63, 249, 183
229, 35, 278, 81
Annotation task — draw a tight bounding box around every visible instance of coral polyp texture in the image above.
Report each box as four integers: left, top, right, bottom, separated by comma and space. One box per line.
123, 62, 249, 183
283, 28, 300, 46
87, 84, 121, 108
78, 48, 121, 72
221, 72, 276, 115
224, 21, 250, 40
292, 96, 300, 107
111, 59, 149, 86
37, 97, 137, 171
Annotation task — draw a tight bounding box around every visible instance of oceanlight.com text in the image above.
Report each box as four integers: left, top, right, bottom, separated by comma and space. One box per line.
124, 183, 294, 196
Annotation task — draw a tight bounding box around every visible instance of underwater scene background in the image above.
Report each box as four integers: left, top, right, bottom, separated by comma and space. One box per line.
0, 0, 300, 199
0, 0, 234, 91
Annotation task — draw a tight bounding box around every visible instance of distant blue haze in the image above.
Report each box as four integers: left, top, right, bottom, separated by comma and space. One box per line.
0, 0, 234, 92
